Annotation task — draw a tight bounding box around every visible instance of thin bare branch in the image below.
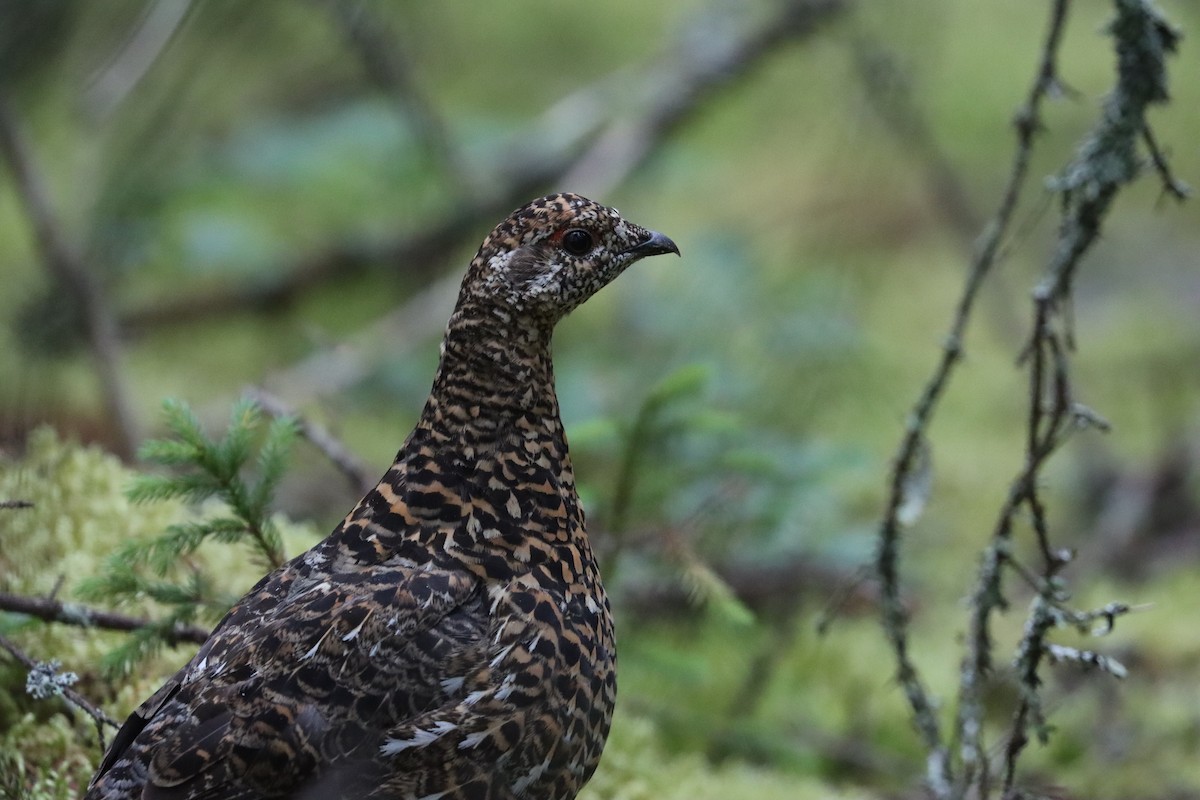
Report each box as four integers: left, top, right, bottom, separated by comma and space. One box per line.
246, 387, 376, 497
0, 631, 119, 749
84, 0, 194, 120
874, 3, 1074, 793
948, 2, 1186, 795
314, 0, 470, 195
0, 590, 210, 645
119, 0, 848, 334
0, 93, 139, 459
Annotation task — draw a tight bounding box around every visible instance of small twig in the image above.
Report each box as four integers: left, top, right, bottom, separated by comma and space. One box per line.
0, 631, 118, 749
1141, 124, 1191, 201
815, 565, 874, 635
1, 499, 34, 510
0, 590, 210, 645
247, 387, 376, 497
0, 93, 138, 459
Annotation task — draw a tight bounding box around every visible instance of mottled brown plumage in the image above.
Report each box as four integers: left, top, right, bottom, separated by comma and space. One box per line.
87, 194, 679, 800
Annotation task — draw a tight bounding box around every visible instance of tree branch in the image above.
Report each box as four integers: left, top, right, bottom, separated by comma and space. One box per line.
0, 631, 119, 749
873, 3, 1074, 794
561, 0, 847, 198
313, 0, 470, 195
0, 93, 139, 459
988, 3, 1182, 793
0, 590, 210, 645
119, 0, 848, 334
246, 387, 376, 497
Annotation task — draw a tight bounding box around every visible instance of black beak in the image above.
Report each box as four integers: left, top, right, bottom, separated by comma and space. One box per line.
626, 230, 680, 258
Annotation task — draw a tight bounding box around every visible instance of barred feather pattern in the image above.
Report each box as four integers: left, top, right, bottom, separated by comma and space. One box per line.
86, 193, 679, 800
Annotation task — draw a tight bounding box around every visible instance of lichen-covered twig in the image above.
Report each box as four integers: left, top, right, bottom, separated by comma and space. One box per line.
0, 631, 119, 749
981, 3, 1181, 794
876, 0, 1185, 795
874, 3, 1073, 794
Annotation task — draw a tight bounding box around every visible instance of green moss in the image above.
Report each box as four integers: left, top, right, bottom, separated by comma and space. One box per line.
583, 714, 875, 800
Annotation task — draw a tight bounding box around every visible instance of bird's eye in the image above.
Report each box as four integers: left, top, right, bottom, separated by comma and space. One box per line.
561, 228, 594, 256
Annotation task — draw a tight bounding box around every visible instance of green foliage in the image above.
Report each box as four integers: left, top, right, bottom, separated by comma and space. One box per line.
0, 2, 1196, 797
0, 738, 92, 800
0, 422, 318, 792
586, 361, 869, 627
0, 427, 184, 685
581, 714, 874, 800
75, 399, 300, 675
126, 398, 296, 567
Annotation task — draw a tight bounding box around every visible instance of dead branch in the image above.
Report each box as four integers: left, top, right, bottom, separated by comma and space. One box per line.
0, 590, 209, 645
119, 0, 848, 334
873, 3, 1074, 794
84, 0, 194, 121
314, 0, 470, 195
0, 93, 139, 460
0, 631, 119, 749
874, 0, 1184, 795
246, 387, 376, 496
987, 3, 1182, 793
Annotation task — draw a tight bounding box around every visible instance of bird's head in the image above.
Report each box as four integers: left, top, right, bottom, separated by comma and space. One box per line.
460, 193, 679, 326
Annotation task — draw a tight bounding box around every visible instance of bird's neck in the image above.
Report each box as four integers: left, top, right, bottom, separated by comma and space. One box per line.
374, 303, 592, 582
418, 302, 562, 447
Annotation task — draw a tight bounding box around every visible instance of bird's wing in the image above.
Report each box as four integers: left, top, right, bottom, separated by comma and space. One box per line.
363, 598, 569, 800
89, 558, 487, 800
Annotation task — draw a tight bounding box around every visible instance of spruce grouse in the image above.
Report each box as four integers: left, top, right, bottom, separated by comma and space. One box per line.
86, 194, 679, 800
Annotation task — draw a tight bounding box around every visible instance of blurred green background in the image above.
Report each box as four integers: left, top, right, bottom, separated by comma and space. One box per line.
1, 1, 1199, 798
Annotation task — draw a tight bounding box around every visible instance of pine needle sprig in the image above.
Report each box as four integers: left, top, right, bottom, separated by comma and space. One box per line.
77, 398, 298, 675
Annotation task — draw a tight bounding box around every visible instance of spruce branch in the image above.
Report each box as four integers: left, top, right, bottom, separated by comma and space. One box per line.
129, 398, 297, 570
971, 2, 1182, 794
600, 364, 711, 585
77, 397, 298, 674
